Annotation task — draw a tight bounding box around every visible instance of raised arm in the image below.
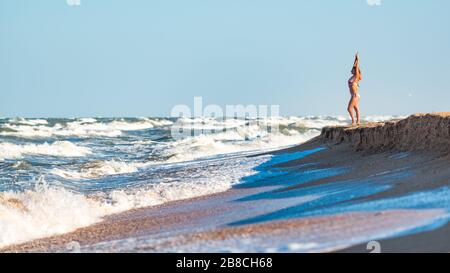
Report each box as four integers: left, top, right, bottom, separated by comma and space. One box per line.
353, 52, 359, 68
353, 52, 361, 80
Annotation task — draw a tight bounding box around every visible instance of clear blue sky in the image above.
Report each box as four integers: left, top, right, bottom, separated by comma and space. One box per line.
1, 0, 449, 117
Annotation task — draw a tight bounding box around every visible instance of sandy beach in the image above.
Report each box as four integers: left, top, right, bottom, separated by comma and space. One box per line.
2, 113, 450, 253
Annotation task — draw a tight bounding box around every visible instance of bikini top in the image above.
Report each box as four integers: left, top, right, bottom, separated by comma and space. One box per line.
348, 76, 359, 87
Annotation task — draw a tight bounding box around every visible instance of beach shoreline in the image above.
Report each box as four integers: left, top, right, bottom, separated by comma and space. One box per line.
3, 113, 450, 253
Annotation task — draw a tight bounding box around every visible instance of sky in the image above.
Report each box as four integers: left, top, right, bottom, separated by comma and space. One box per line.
1, 0, 450, 118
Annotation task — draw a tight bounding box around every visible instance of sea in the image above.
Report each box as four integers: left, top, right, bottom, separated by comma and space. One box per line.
0, 115, 401, 247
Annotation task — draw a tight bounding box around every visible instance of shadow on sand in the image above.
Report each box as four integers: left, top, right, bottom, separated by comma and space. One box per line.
229, 146, 450, 231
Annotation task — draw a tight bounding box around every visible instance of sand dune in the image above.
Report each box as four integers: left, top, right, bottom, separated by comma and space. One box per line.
321, 113, 450, 153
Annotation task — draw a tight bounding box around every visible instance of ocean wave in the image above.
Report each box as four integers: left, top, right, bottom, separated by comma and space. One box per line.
0, 155, 267, 247
125, 115, 364, 163
363, 115, 407, 123
0, 118, 173, 138
171, 115, 400, 134
0, 180, 103, 248
48, 127, 319, 179
50, 159, 145, 179
159, 123, 321, 163
7, 117, 49, 126
65, 118, 172, 133
76, 118, 98, 124
0, 116, 399, 139
0, 141, 91, 161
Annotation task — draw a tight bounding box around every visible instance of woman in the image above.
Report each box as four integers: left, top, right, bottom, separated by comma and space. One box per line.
347, 52, 362, 125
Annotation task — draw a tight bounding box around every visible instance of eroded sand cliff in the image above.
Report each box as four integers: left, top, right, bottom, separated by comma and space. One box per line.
321, 113, 450, 153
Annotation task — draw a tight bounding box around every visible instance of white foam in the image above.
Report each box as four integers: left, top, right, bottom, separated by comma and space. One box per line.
260, 116, 348, 129
157, 115, 401, 163
8, 118, 49, 126
159, 125, 320, 163
76, 117, 98, 124
0, 155, 269, 248
286, 242, 319, 251
0, 118, 173, 138
51, 159, 144, 179
0, 141, 91, 160
364, 115, 407, 123
0, 181, 103, 248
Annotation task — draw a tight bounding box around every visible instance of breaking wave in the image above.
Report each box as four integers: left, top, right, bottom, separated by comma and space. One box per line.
0, 141, 91, 161
50, 159, 144, 180
0, 155, 268, 247
0, 117, 173, 138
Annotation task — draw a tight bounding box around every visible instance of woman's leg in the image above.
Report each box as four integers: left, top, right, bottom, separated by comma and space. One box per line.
347, 97, 355, 125
353, 97, 360, 125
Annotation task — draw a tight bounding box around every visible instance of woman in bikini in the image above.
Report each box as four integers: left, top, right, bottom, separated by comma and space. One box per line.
348, 52, 362, 125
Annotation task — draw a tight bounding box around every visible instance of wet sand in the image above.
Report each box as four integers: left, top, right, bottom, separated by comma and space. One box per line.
338, 222, 450, 253
3, 113, 450, 253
